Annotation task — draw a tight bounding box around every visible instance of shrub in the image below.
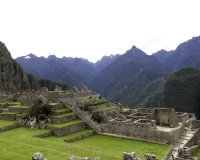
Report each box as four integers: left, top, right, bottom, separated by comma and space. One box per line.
38, 114, 47, 121
91, 111, 104, 123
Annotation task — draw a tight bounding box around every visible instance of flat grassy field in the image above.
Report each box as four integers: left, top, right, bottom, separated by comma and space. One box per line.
0, 125, 170, 160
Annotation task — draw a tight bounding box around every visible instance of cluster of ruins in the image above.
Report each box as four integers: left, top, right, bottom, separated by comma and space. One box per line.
1, 85, 200, 159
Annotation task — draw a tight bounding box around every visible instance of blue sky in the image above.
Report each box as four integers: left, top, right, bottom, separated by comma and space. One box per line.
1, 0, 200, 62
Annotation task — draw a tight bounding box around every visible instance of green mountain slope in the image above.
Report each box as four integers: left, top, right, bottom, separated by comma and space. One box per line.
0, 41, 31, 92
159, 67, 200, 119
108, 69, 168, 108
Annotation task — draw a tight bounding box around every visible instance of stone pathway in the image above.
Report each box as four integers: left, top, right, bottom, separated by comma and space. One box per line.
171, 129, 195, 157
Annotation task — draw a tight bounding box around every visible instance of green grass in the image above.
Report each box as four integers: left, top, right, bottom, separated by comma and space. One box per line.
46, 119, 84, 128
0, 127, 170, 160
0, 102, 20, 105
98, 106, 118, 111
45, 129, 93, 141
0, 119, 18, 128
0, 112, 17, 114
192, 147, 200, 157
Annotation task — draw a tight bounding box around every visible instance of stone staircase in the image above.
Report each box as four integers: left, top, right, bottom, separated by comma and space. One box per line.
171, 129, 196, 157
45, 103, 94, 140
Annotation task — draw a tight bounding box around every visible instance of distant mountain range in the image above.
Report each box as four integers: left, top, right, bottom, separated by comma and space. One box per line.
0, 41, 71, 93
14, 35, 200, 109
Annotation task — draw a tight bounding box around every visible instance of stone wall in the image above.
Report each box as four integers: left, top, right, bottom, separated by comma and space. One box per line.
51, 114, 78, 124
46, 122, 87, 136
192, 120, 200, 129
8, 106, 30, 114
0, 113, 17, 120
154, 108, 179, 127
102, 119, 185, 144
0, 123, 19, 132
34, 130, 53, 138
21, 95, 38, 106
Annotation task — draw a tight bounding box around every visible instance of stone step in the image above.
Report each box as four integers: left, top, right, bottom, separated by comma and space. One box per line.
0, 123, 19, 132
64, 129, 95, 142
8, 105, 31, 114
0, 103, 9, 109
53, 108, 72, 116
46, 119, 87, 136
51, 112, 78, 124
0, 112, 18, 120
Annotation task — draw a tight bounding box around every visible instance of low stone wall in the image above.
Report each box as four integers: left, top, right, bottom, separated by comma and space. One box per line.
8, 107, 30, 114
0, 123, 19, 132
34, 130, 53, 138
192, 120, 200, 129
0, 103, 9, 109
51, 114, 78, 124
64, 130, 95, 142
53, 109, 72, 116
0, 113, 17, 120
49, 103, 65, 110
165, 145, 173, 160
46, 122, 87, 136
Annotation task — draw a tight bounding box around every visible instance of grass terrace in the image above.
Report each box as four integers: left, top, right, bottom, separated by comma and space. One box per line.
0, 119, 18, 128
46, 119, 84, 128
45, 129, 93, 142
0, 126, 170, 160
0, 102, 20, 105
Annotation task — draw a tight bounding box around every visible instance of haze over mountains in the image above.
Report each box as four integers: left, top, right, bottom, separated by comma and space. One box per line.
13, 36, 200, 109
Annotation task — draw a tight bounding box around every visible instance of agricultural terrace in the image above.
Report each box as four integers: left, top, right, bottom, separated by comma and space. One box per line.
0, 122, 170, 160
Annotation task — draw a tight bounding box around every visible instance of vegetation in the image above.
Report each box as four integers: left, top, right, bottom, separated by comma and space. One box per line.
0, 125, 170, 160
160, 67, 200, 119
91, 111, 104, 123
29, 96, 52, 121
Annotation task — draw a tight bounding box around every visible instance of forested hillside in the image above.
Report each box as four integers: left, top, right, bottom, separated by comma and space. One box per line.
160, 67, 200, 119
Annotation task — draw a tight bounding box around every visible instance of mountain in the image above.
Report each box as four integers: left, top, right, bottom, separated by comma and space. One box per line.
153, 36, 200, 72
0, 41, 31, 92
93, 54, 120, 72
0, 41, 71, 93
16, 54, 91, 89
93, 46, 166, 108
159, 67, 200, 119
152, 49, 173, 66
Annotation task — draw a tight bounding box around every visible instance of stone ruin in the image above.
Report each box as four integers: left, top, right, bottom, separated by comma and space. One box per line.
176, 147, 190, 160
55, 85, 62, 92
123, 152, 140, 160
69, 156, 100, 160
32, 152, 44, 160
144, 154, 158, 160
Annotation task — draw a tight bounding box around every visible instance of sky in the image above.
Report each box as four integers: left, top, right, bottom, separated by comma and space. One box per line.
1, 0, 200, 62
